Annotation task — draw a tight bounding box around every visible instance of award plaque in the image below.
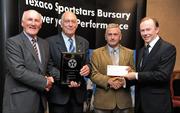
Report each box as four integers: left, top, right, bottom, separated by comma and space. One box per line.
60, 52, 85, 85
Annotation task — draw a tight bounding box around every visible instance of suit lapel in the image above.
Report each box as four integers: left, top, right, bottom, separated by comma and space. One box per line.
56, 34, 67, 52
137, 48, 144, 71
75, 36, 84, 53
38, 40, 44, 64
57, 34, 85, 53
104, 45, 113, 65
37, 38, 46, 72
148, 38, 161, 58
21, 33, 43, 72
140, 38, 162, 70
119, 45, 125, 65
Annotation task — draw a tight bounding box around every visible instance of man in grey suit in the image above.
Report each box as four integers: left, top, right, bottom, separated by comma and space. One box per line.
125, 17, 176, 113
3, 10, 54, 113
46, 11, 91, 113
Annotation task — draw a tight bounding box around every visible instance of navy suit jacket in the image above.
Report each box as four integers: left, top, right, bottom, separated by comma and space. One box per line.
135, 38, 176, 113
46, 33, 90, 105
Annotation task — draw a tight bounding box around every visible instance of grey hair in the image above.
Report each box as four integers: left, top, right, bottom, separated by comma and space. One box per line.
105, 23, 122, 36
22, 9, 43, 22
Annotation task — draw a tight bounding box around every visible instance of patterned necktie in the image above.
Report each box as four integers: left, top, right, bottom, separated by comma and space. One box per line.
31, 38, 39, 57
68, 38, 75, 52
111, 49, 119, 65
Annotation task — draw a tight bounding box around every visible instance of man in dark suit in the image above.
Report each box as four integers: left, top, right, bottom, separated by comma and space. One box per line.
125, 17, 176, 113
46, 11, 91, 113
3, 10, 54, 113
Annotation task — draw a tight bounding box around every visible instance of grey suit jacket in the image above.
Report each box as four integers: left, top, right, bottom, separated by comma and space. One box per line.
90, 45, 135, 109
3, 32, 49, 113
135, 38, 176, 113
46, 33, 90, 105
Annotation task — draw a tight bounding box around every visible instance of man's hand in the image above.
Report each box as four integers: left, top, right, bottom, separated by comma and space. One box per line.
68, 81, 80, 88
108, 77, 125, 90
45, 76, 54, 91
80, 65, 90, 76
126, 66, 133, 72
124, 72, 137, 80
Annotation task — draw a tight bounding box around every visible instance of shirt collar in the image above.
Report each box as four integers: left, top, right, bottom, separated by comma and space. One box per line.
23, 31, 38, 43
61, 32, 75, 42
61, 32, 76, 51
107, 45, 119, 54
147, 35, 160, 48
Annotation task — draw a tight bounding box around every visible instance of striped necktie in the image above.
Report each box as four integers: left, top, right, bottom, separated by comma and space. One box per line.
68, 38, 75, 52
31, 38, 39, 57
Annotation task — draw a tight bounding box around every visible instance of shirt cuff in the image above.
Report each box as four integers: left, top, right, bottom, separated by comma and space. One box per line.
123, 78, 126, 88
135, 72, 138, 80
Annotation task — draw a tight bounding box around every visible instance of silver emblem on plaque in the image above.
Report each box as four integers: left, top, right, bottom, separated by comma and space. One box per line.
68, 59, 77, 68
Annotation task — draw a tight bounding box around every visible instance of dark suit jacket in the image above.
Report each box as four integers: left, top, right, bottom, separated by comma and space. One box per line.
3, 32, 49, 113
135, 38, 176, 113
46, 33, 90, 105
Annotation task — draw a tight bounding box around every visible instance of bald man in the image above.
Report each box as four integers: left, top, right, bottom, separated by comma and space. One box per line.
46, 11, 91, 113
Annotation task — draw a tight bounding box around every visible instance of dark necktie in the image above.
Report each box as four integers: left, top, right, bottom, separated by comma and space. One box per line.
141, 44, 150, 66
68, 38, 75, 52
31, 38, 39, 57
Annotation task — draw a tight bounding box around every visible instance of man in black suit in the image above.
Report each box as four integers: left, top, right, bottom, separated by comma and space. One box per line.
47, 11, 91, 113
125, 17, 176, 113
3, 10, 54, 113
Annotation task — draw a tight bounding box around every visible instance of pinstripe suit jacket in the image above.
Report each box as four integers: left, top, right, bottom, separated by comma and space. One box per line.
3, 32, 49, 113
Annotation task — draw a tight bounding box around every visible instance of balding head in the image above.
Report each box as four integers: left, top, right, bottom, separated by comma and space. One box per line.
60, 11, 78, 37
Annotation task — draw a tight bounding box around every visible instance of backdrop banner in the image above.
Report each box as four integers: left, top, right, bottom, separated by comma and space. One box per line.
0, 0, 146, 112
19, 0, 146, 49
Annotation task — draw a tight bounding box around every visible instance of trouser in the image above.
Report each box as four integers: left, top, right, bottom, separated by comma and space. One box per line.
94, 106, 132, 113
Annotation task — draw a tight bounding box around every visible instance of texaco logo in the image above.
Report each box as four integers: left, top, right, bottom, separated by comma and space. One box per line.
68, 59, 77, 68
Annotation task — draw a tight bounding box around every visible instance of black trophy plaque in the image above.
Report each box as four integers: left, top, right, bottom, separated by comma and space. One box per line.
60, 52, 85, 85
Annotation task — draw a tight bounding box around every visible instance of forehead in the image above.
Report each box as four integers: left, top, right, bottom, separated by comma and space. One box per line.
107, 27, 120, 33
140, 19, 155, 28
63, 13, 77, 20
24, 11, 41, 20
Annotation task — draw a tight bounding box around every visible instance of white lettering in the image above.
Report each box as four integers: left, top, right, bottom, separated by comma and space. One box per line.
26, 0, 53, 10
54, 2, 95, 16
97, 9, 131, 20
42, 16, 54, 24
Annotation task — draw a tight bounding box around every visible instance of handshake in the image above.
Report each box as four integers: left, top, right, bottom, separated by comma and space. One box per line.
107, 65, 137, 89
45, 75, 54, 92
107, 77, 125, 90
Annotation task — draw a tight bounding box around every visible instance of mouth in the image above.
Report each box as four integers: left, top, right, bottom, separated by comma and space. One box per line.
29, 26, 37, 30
143, 34, 150, 39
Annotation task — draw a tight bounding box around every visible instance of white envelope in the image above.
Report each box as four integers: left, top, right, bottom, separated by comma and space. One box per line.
107, 65, 129, 76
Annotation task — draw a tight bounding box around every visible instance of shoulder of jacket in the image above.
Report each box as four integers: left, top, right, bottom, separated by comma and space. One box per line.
76, 35, 88, 42
93, 46, 106, 53
120, 45, 133, 52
